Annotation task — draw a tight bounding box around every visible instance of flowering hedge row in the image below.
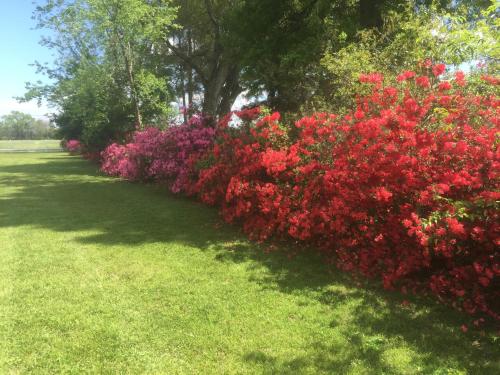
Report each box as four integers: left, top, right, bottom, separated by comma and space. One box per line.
98, 65, 499, 322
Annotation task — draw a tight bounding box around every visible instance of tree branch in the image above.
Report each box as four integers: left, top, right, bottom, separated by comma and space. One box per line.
204, 0, 219, 30
165, 38, 208, 84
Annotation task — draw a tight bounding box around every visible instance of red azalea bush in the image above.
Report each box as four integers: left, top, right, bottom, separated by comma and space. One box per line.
196, 66, 499, 321
99, 64, 499, 321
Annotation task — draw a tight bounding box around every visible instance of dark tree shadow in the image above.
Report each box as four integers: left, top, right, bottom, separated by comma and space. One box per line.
1, 154, 499, 374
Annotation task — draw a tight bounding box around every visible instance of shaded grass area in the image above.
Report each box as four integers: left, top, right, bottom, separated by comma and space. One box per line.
0, 139, 61, 150
0, 153, 498, 374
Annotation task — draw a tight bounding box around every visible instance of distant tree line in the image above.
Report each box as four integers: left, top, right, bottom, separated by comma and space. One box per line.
0, 111, 56, 140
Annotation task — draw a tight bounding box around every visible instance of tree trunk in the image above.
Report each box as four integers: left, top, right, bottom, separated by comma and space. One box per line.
202, 86, 218, 116
202, 61, 230, 116
187, 29, 194, 110
180, 65, 188, 123
202, 72, 242, 118
166, 2, 243, 119
217, 66, 241, 117
121, 41, 143, 129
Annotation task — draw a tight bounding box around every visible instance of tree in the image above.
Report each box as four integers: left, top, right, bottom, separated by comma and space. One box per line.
228, 0, 332, 113
24, 0, 177, 150
0, 111, 55, 140
164, 0, 245, 118
87, 0, 177, 128
312, 0, 499, 114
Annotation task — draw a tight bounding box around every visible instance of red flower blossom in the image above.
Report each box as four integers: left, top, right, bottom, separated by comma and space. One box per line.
432, 63, 446, 77
416, 76, 430, 88
397, 71, 416, 82
445, 217, 466, 236
455, 71, 466, 86
374, 187, 393, 202
438, 81, 452, 91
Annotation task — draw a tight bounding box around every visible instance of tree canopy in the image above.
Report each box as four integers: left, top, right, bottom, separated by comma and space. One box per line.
24, 0, 498, 149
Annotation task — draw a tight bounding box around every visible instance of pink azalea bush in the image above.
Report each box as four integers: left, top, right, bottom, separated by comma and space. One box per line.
101, 115, 216, 193
64, 139, 82, 154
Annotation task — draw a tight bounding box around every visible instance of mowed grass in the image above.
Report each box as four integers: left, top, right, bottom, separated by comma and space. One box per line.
0, 139, 61, 150
0, 153, 498, 374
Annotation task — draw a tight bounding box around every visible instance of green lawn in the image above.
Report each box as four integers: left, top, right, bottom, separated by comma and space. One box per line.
0, 153, 498, 374
0, 139, 61, 150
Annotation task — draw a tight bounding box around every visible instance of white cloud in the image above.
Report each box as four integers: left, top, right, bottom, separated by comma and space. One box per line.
0, 97, 54, 120
232, 92, 250, 111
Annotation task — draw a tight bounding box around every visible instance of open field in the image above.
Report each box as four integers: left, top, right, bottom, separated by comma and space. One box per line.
0, 153, 498, 374
0, 140, 61, 151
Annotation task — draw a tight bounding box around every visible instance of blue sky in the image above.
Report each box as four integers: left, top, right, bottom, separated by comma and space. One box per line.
0, 1, 53, 119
